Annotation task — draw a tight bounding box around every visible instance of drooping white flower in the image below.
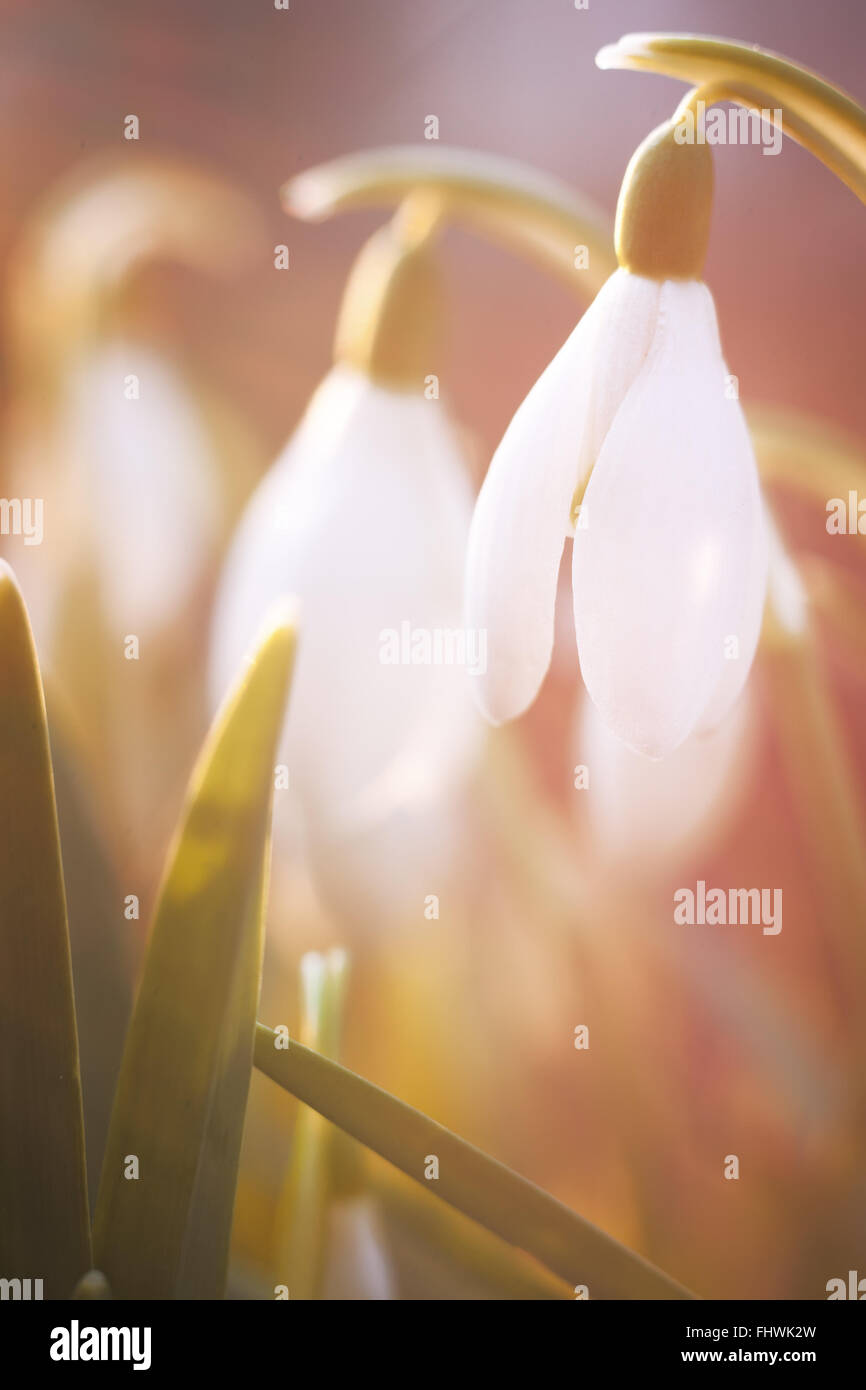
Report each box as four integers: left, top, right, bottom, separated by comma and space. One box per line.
209, 363, 480, 850
465, 118, 768, 758
466, 268, 767, 758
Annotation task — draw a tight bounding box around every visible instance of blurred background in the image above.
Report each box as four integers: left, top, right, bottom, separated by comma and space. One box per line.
1, 0, 865, 1298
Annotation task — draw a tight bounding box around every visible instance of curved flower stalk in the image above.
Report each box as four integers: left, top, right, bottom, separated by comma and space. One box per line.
596, 34, 866, 204
466, 110, 767, 757
8, 158, 261, 392
210, 197, 483, 920
283, 144, 616, 292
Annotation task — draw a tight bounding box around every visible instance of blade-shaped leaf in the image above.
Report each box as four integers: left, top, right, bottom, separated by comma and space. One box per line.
0, 561, 91, 1298
254, 1026, 695, 1300
49, 702, 130, 1212
93, 605, 297, 1299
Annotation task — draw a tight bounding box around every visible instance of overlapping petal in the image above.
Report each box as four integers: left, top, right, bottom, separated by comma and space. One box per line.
572, 280, 766, 757
465, 269, 659, 723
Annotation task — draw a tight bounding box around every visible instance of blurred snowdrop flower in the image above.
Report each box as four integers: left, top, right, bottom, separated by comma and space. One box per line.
212, 366, 478, 825
466, 113, 768, 757
210, 201, 482, 905
5, 160, 260, 645
58, 341, 219, 635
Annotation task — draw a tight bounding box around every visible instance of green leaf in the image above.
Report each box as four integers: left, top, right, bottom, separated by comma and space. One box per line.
49, 705, 130, 1211
0, 562, 91, 1298
254, 1026, 695, 1300
93, 606, 297, 1299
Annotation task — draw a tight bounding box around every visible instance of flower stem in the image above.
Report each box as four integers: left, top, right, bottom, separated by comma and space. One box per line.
282, 144, 616, 293
253, 1023, 695, 1299
597, 33, 866, 202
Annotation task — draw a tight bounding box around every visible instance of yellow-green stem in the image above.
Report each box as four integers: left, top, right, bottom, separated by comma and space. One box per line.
254, 1024, 695, 1300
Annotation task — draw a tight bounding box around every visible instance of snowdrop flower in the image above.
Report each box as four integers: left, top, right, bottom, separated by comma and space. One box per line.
466, 111, 768, 757
210, 204, 481, 873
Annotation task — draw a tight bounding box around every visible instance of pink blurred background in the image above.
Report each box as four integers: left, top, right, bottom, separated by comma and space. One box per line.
2, 0, 865, 1300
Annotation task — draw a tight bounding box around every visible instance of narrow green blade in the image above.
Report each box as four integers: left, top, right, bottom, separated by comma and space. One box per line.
49, 704, 130, 1211
0, 561, 91, 1298
255, 1026, 695, 1300
93, 606, 297, 1299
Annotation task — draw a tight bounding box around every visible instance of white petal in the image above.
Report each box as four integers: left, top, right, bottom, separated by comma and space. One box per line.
576, 687, 753, 864
210, 366, 481, 832
573, 280, 765, 757
465, 269, 660, 724
698, 487, 768, 732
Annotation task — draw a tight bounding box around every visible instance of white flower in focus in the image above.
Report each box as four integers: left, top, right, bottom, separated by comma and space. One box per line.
466, 119, 768, 758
